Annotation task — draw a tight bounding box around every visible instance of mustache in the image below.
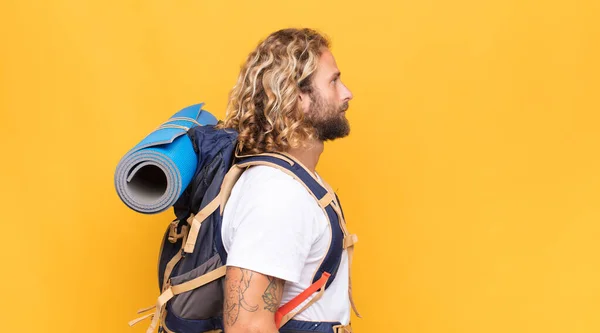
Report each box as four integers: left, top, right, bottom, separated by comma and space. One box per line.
340, 102, 349, 112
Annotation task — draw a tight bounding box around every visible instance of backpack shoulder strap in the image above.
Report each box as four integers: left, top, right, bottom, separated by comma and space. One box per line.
267, 152, 361, 320
233, 153, 343, 284
319, 178, 361, 318
232, 152, 357, 326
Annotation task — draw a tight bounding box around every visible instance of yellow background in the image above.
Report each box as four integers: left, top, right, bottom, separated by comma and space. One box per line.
1, 0, 599, 332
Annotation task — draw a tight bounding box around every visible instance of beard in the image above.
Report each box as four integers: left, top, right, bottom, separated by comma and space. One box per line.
305, 91, 350, 142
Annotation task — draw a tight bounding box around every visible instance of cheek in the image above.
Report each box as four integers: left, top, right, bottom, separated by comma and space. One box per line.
335, 83, 347, 100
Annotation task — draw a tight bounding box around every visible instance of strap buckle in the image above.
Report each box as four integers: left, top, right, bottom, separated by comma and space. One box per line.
343, 234, 358, 249
167, 220, 185, 243
332, 324, 352, 333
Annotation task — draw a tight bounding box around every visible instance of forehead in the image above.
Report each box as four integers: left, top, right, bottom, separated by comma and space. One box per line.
314, 48, 339, 78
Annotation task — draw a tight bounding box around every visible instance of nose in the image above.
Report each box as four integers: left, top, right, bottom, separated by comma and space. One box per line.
341, 82, 353, 102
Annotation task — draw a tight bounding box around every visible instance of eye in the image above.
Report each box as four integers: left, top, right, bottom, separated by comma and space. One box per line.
330, 73, 341, 85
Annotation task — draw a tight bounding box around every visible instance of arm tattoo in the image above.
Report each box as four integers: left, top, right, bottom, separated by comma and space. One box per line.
262, 276, 283, 313
224, 268, 259, 326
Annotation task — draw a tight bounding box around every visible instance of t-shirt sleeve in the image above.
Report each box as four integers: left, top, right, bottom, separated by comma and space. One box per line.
224, 177, 315, 284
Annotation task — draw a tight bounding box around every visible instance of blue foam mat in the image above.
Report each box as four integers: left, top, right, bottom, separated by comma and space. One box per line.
114, 103, 218, 214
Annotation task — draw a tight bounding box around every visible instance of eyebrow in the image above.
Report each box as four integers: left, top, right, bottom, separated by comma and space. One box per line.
331, 72, 341, 80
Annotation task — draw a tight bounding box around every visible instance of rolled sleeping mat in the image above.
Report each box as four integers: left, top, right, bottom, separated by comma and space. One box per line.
114, 103, 218, 214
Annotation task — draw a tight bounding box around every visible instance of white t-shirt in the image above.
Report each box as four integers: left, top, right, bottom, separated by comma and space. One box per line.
221, 165, 350, 325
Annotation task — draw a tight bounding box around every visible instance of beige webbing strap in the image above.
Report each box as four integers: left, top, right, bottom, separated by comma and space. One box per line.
234, 152, 296, 166
128, 312, 154, 327
129, 225, 190, 330
278, 281, 328, 327
346, 243, 361, 318
181, 164, 246, 255
136, 304, 156, 314
319, 192, 334, 208
129, 266, 228, 333
343, 234, 358, 249
219, 165, 245, 215
330, 199, 349, 236
171, 265, 226, 295
183, 195, 221, 253
319, 180, 349, 234
162, 225, 189, 291
332, 324, 353, 333
132, 288, 171, 333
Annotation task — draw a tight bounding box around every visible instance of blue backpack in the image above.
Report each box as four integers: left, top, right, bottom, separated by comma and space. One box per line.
129, 124, 360, 333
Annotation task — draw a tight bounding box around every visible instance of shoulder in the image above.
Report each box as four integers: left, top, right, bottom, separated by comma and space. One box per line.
233, 165, 316, 208
221, 167, 327, 283
221, 164, 327, 240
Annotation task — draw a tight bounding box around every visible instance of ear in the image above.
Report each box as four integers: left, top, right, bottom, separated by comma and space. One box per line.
298, 92, 310, 114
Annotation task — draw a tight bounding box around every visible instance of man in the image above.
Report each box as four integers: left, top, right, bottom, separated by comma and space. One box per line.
218, 28, 356, 333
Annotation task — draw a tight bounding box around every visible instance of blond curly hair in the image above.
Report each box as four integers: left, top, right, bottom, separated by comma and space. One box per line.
219, 28, 330, 155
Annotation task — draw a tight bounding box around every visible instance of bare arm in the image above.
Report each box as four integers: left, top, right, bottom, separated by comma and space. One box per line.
224, 266, 285, 333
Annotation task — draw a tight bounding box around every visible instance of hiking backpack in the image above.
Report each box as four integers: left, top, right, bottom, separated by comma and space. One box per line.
129, 124, 360, 333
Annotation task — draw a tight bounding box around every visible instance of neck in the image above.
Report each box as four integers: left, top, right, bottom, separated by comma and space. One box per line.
286, 138, 324, 174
